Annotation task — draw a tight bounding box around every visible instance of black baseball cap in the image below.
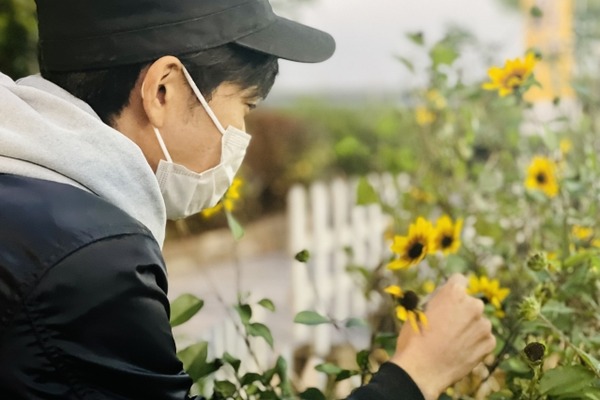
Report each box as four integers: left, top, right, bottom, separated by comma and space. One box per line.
35, 0, 336, 72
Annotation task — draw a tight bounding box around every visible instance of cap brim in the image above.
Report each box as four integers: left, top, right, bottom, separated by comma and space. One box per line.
234, 16, 335, 63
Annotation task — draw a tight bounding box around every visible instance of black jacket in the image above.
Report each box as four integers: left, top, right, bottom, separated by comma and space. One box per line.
0, 174, 424, 400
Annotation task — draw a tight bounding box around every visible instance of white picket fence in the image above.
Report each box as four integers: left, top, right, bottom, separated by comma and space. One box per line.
287, 176, 391, 356
191, 173, 409, 393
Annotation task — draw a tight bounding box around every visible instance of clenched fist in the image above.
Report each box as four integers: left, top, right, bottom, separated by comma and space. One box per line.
391, 274, 496, 400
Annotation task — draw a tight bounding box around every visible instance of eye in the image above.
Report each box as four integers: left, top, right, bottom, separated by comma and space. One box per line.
246, 103, 257, 111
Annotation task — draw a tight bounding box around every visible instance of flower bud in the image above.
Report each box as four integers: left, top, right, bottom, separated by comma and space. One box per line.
527, 252, 548, 272
534, 282, 555, 305
519, 296, 541, 321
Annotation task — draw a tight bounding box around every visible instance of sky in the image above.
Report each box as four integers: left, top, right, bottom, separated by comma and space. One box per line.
268, 0, 525, 98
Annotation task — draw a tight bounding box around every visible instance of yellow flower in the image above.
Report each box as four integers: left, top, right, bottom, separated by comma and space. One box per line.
426, 89, 447, 109
409, 187, 434, 203
200, 203, 224, 218
467, 276, 510, 317
433, 215, 463, 255
385, 285, 428, 333
415, 106, 436, 127
559, 138, 572, 155
525, 156, 559, 198
572, 225, 593, 241
482, 52, 537, 97
388, 217, 434, 270
422, 280, 436, 294
201, 177, 243, 218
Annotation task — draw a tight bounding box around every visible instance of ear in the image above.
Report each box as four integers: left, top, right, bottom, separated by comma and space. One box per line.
140, 56, 184, 128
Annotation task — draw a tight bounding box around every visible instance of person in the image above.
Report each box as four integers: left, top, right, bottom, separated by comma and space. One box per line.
0, 0, 495, 399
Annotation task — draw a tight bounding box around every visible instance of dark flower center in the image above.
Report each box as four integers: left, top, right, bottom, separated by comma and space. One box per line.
477, 295, 490, 305
506, 73, 524, 89
524, 342, 546, 363
536, 173, 547, 184
399, 291, 420, 311
441, 235, 453, 248
408, 242, 424, 259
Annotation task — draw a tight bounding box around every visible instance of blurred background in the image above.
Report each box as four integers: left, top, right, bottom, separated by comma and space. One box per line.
2, 0, 599, 262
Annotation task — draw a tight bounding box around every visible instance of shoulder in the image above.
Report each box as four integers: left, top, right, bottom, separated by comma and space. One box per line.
0, 173, 162, 282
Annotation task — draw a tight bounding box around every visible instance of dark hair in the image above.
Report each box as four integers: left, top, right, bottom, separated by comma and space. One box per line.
40, 43, 279, 125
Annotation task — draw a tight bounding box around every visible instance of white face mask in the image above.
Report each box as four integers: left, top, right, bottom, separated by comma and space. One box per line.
152, 67, 251, 220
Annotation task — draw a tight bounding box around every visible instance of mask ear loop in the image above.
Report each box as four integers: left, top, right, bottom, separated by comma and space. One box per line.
153, 127, 173, 163
181, 66, 227, 135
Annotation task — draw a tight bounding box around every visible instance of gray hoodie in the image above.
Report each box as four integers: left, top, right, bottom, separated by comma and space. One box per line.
0, 72, 166, 246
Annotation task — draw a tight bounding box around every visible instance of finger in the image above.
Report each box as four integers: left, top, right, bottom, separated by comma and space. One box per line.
447, 273, 468, 288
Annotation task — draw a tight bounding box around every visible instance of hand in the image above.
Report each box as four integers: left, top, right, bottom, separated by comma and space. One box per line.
390, 274, 496, 400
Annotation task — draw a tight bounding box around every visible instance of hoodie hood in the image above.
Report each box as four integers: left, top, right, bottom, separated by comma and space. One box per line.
0, 72, 166, 246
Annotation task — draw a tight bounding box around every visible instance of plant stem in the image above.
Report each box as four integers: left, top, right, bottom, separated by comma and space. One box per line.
538, 313, 600, 378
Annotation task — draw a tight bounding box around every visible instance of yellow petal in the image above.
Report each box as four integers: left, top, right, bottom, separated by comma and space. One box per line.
417, 311, 429, 329
387, 258, 411, 270
492, 297, 501, 309
396, 306, 408, 321
384, 285, 403, 298
391, 236, 409, 254
407, 312, 420, 333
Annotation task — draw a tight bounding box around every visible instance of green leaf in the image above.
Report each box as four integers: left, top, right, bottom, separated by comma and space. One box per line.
356, 350, 370, 370
395, 55, 415, 73
541, 300, 574, 315
177, 342, 220, 381
294, 311, 331, 325
530, 5, 543, 18
225, 211, 245, 240
294, 249, 311, 263
275, 355, 295, 397
406, 31, 425, 46
222, 352, 241, 373
539, 365, 596, 396
262, 366, 277, 383
356, 177, 379, 205
345, 317, 369, 328
258, 298, 276, 312
235, 303, 252, 325
169, 294, 204, 327
247, 322, 274, 348
574, 348, 600, 376
335, 369, 359, 382
240, 372, 262, 386
430, 42, 459, 68
214, 380, 237, 398
564, 251, 592, 269
374, 332, 398, 356
315, 363, 343, 375
276, 355, 288, 381
299, 387, 327, 400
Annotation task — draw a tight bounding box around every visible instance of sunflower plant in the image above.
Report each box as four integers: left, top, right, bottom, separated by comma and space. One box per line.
167, 8, 600, 399
322, 25, 600, 400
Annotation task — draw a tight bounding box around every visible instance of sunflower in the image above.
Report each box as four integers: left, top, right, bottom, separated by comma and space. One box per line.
572, 225, 593, 241
384, 285, 428, 333
559, 138, 572, 155
201, 177, 243, 218
415, 106, 436, 127
467, 275, 510, 318
388, 217, 434, 270
525, 156, 559, 198
482, 52, 537, 97
433, 215, 463, 255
